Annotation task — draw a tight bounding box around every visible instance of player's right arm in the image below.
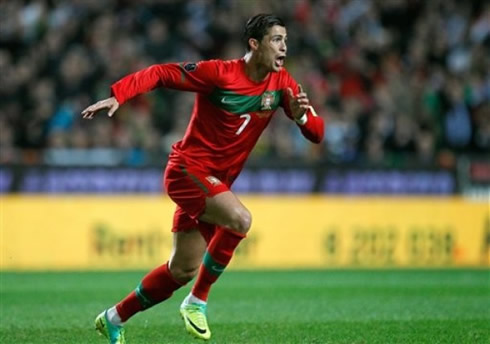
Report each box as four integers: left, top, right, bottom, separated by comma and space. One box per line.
81, 60, 220, 119
111, 61, 219, 104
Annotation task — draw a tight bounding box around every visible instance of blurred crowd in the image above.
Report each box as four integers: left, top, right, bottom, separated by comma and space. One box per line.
0, 0, 489, 167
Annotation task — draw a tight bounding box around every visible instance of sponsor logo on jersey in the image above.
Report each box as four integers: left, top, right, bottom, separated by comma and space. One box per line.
261, 91, 275, 110
221, 97, 241, 105
183, 63, 197, 72
206, 176, 222, 186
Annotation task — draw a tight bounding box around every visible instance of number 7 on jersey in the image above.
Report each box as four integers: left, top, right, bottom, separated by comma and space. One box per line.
236, 113, 251, 135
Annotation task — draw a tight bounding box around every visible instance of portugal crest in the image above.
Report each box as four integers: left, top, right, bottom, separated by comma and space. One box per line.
261, 91, 275, 110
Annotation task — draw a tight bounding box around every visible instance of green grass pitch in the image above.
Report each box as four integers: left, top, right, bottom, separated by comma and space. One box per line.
0, 270, 489, 343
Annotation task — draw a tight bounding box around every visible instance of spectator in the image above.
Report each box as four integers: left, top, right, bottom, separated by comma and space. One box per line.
0, 0, 488, 166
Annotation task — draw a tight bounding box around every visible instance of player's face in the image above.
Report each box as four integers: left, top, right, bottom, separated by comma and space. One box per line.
258, 25, 287, 72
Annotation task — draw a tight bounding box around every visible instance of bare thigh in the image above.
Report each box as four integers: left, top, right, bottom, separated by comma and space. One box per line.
168, 228, 207, 283
199, 191, 252, 234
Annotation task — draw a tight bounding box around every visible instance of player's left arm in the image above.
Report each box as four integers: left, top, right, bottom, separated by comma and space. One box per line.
281, 81, 324, 144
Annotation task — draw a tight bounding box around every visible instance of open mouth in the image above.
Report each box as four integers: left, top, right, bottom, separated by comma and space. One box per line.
275, 56, 285, 67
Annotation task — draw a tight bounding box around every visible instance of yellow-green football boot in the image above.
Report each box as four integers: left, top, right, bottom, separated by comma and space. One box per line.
180, 303, 211, 340
95, 311, 126, 344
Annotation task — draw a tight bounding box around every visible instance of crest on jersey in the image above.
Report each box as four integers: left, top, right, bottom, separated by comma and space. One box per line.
206, 176, 222, 186
183, 63, 197, 72
261, 91, 275, 110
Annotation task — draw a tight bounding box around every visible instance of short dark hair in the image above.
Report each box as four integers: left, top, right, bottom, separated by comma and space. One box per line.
243, 14, 285, 52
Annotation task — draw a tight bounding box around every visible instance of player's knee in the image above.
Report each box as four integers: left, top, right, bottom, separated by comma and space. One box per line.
169, 263, 199, 284
229, 207, 252, 234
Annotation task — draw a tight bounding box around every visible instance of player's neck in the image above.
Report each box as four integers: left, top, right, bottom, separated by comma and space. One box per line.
243, 52, 269, 83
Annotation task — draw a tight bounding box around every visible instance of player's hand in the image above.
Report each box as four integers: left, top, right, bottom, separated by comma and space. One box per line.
287, 84, 309, 120
81, 97, 119, 119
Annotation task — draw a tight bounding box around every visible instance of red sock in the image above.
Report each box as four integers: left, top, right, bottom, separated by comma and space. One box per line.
116, 262, 184, 322
191, 227, 245, 301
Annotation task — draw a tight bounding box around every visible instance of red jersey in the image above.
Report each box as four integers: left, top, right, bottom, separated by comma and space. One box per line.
111, 58, 324, 182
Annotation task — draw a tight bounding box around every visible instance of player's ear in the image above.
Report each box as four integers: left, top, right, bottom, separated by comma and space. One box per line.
248, 38, 259, 51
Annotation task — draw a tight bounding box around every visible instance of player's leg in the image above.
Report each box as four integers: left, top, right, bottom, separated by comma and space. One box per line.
164, 164, 250, 340
191, 191, 251, 301
169, 228, 208, 283
200, 190, 251, 232
95, 228, 206, 344
180, 191, 251, 340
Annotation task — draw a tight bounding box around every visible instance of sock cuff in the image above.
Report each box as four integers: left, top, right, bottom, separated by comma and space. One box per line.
203, 250, 227, 274
135, 282, 154, 309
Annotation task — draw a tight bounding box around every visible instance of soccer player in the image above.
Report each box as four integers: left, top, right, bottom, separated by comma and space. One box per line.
82, 13, 324, 343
